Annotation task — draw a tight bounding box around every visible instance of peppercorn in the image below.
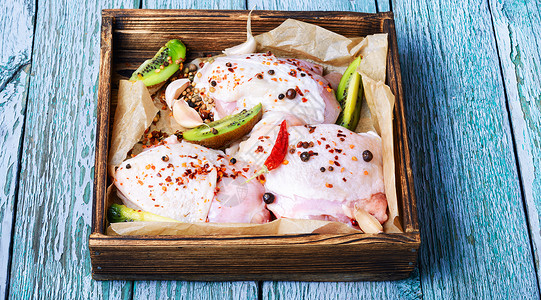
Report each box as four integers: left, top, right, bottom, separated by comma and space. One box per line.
320, 167, 326, 172
278, 93, 285, 100
300, 73, 306, 77
302, 142, 309, 149
210, 80, 217, 87
328, 166, 334, 171
161, 155, 169, 162
126, 164, 131, 169
362, 150, 373, 162
225, 62, 232, 67
263, 193, 275, 204
230, 157, 237, 164
188, 63, 198, 72
268, 70, 275, 75
300, 151, 310, 162
256, 73, 263, 79
286, 88, 296, 99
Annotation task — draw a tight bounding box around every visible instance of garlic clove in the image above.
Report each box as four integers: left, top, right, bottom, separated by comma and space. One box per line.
353, 204, 383, 233
223, 9, 256, 55
172, 99, 204, 128
165, 78, 191, 109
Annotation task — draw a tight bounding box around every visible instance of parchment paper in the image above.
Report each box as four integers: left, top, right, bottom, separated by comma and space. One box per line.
108, 80, 158, 175
106, 19, 400, 235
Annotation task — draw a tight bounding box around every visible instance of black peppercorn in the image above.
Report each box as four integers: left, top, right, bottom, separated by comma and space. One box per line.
268, 70, 275, 75
125, 164, 131, 169
161, 155, 169, 162
256, 73, 263, 79
362, 150, 373, 162
328, 166, 334, 171
320, 167, 326, 172
210, 80, 217, 86
300, 151, 310, 162
263, 193, 275, 204
225, 62, 232, 67
300, 73, 306, 77
278, 93, 285, 100
286, 88, 297, 99
229, 157, 237, 164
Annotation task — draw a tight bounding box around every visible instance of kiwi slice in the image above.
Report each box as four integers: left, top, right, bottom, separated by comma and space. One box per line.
182, 103, 263, 149
130, 39, 187, 87
335, 56, 363, 131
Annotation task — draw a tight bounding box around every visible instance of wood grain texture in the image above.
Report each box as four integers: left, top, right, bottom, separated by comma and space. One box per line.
7, 0, 138, 299
0, 0, 35, 298
489, 0, 541, 289
132, 0, 256, 299
245, 0, 423, 299
392, 0, 540, 298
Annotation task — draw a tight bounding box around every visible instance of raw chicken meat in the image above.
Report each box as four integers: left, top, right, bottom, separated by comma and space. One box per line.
114, 141, 270, 223
207, 159, 269, 224
234, 123, 388, 225
193, 53, 341, 125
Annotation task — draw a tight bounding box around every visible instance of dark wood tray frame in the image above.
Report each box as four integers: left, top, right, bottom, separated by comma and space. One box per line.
90, 9, 420, 281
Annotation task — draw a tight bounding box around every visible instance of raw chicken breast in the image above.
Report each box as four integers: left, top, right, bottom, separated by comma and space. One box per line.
207, 159, 269, 224
114, 142, 221, 222
114, 140, 270, 224
193, 53, 341, 125
235, 123, 388, 225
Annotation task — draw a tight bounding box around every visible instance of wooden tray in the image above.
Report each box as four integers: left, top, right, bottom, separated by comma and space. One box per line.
90, 9, 420, 281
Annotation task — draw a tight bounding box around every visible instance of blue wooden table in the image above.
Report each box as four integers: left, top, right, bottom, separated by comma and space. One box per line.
1, 0, 540, 299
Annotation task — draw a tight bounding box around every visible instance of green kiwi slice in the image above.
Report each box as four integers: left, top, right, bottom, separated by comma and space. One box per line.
335, 56, 363, 131
182, 103, 263, 149
130, 39, 187, 87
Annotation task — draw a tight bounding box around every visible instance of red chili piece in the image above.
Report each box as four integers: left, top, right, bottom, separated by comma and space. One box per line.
263, 120, 289, 171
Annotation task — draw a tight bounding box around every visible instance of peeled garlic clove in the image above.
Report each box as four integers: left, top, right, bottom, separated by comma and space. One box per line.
223, 9, 256, 55
165, 79, 191, 109
353, 204, 383, 233
172, 99, 204, 128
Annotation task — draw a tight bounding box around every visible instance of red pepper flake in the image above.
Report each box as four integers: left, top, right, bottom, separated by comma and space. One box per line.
167, 163, 174, 168
295, 86, 304, 96
325, 183, 333, 188
282, 160, 289, 165
317, 140, 321, 145
165, 176, 172, 182
364, 170, 369, 175
138, 180, 144, 185
339, 138, 345, 142
349, 145, 355, 149
352, 156, 358, 161
301, 98, 308, 103
256, 145, 265, 153
156, 173, 162, 177
342, 178, 347, 182
297, 141, 303, 148
334, 161, 341, 167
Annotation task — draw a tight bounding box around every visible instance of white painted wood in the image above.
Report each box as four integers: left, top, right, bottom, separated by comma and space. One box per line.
0, 0, 35, 299
489, 0, 541, 290
6, 0, 137, 299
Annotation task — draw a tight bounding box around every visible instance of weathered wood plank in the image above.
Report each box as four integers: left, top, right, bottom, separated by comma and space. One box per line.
0, 0, 35, 299
392, 0, 539, 298
489, 0, 541, 290
376, 0, 391, 12
6, 0, 138, 299
131, 0, 256, 298
245, 0, 422, 298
